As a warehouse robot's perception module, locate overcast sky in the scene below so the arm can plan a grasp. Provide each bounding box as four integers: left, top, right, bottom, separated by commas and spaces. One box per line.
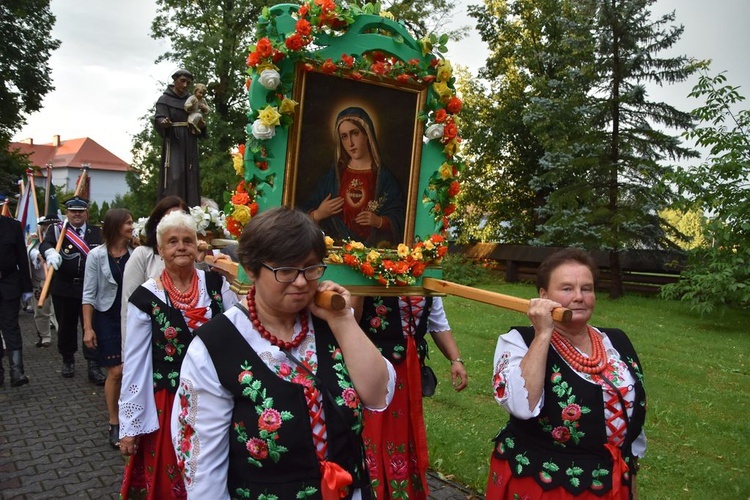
15, 0, 750, 165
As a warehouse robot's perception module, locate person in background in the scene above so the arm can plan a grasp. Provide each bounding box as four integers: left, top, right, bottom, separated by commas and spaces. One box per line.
358, 295, 468, 499
39, 196, 106, 384
0, 212, 33, 387
118, 210, 237, 499
171, 206, 395, 499
486, 249, 647, 499
27, 215, 59, 348
82, 208, 134, 449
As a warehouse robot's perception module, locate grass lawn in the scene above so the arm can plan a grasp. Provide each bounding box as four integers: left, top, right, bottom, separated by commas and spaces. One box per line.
421, 280, 750, 498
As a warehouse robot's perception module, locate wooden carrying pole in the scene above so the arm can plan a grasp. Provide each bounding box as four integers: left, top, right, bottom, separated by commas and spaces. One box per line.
38, 168, 89, 307
422, 277, 572, 323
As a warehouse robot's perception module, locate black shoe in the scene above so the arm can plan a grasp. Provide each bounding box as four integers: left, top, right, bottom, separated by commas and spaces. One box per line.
87, 362, 106, 386
9, 350, 29, 387
61, 362, 75, 378
109, 424, 120, 449
35, 334, 51, 348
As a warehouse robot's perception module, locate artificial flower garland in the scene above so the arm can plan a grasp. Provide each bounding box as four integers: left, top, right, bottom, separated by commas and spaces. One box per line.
227, 0, 462, 284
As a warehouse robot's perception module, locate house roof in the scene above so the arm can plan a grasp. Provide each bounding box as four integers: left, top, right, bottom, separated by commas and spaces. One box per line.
10, 137, 131, 174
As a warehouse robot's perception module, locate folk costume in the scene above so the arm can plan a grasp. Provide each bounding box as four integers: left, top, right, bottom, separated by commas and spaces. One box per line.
171, 303, 397, 499
154, 76, 205, 207
119, 270, 237, 499
302, 107, 405, 247
359, 296, 449, 500
39, 208, 104, 380
487, 326, 647, 499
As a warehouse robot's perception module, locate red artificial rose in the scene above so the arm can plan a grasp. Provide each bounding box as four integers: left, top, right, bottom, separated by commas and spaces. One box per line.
438, 245, 448, 257
377, 276, 388, 285
370, 61, 389, 76
408, 58, 420, 66
350, 71, 363, 80
431, 234, 445, 243
430, 58, 440, 67
434, 109, 447, 123
247, 51, 261, 67
321, 0, 336, 13
360, 262, 375, 277
298, 4, 309, 17
446, 96, 463, 114
321, 58, 337, 74
421, 74, 435, 83
238, 144, 246, 156
343, 254, 359, 267
448, 180, 461, 197
226, 217, 242, 237
250, 202, 259, 216
296, 18, 312, 36
396, 73, 412, 83
272, 50, 285, 64
443, 121, 458, 140
393, 261, 410, 274
341, 54, 354, 67
382, 260, 396, 272
411, 262, 426, 277
285, 33, 306, 51
232, 192, 250, 206
256, 38, 273, 58
444, 204, 456, 216
371, 51, 386, 62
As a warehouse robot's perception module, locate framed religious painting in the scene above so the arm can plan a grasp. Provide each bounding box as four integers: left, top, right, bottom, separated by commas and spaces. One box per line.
227, 1, 465, 290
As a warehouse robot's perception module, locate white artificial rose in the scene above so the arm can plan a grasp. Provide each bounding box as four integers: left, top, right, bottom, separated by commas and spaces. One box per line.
425, 123, 445, 141
258, 69, 282, 90
189, 206, 210, 235
251, 119, 277, 140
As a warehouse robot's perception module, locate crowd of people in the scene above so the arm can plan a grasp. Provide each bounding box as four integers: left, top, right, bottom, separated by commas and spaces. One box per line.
1, 189, 647, 499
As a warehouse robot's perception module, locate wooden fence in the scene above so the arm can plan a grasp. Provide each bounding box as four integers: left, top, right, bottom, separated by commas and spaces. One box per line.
449, 243, 686, 295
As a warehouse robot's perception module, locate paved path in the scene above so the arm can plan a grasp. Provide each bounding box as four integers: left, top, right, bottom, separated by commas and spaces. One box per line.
1, 310, 483, 499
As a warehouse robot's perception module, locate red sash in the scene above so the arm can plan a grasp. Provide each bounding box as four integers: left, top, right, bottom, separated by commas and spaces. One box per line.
65, 226, 91, 256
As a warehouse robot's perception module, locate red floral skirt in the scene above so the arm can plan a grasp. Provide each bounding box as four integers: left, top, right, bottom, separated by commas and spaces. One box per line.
362, 348, 429, 500
486, 455, 631, 500
121, 389, 186, 499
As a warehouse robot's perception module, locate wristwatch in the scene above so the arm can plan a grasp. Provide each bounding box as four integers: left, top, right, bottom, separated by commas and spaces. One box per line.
450, 358, 464, 364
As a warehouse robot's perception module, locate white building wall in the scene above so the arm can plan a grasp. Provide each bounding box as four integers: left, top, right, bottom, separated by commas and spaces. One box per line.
37, 168, 129, 206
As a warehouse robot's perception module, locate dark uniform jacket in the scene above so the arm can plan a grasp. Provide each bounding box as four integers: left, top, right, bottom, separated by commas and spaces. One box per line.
39, 223, 102, 298
0, 216, 33, 299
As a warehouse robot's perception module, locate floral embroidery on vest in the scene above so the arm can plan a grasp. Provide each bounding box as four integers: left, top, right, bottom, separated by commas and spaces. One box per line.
151, 301, 186, 388
330, 345, 364, 434
539, 364, 592, 447
366, 298, 392, 334
174, 378, 199, 487
234, 361, 295, 467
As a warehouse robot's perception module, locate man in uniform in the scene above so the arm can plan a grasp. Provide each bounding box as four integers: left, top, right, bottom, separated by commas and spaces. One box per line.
39, 196, 106, 384
0, 209, 34, 387
28, 215, 59, 347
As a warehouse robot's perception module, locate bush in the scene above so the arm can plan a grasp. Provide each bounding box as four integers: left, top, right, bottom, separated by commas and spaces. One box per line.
440, 253, 493, 286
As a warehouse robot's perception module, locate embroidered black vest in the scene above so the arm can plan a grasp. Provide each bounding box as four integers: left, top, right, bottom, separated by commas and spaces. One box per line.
359, 296, 433, 364
198, 312, 371, 500
129, 271, 224, 393
492, 326, 647, 495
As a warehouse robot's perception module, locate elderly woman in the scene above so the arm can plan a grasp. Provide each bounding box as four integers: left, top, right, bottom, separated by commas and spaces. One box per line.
82, 208, 134, 449
171, 206, 395, 499
302, 106, 405, 247
359, 295, 467, 499
118, 211, 238, 499
487, 249, 647, 499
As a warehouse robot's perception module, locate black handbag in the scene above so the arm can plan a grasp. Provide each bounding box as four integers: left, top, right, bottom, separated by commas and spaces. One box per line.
420, 363, 438, 397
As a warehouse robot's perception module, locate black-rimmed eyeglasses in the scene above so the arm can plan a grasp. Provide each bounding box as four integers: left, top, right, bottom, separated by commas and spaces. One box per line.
261, 262, 327, 283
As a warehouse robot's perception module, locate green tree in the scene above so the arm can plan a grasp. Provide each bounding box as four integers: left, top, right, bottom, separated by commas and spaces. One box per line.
0, 0, 60, 198
662, 72, 750, 313
660, 206, 706, 250
88, 201, 101, 225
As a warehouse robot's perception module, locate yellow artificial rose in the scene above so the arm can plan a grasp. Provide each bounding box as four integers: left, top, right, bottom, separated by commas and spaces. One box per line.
397, 244, 410, 258
438, 162, 453, 180
233, 204, 252, 225
432, 82, 452, 101
256, 62, 279, 74
411, 247, 424, 261
436, 60, 453, 82
324, 236, 334, 248
327, 253, 343, 264
419, 36, 433, 56
233, 153, 244, 176
424, 239, 435, 251
258, 106, 281, 127
379, 10, 394, 20
279, 97, 298, 115
443, 138, 460, 157
349, 241, 365, 251
366, 250, 381, 263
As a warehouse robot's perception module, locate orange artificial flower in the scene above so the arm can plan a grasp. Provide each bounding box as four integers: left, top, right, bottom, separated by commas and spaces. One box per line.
250, 202, 259, 216
285, 33, 306, 51
256, 38, 273, 58
343, 254, 359, 267
360, 262, 375, 277
321, 58, 337, 74
446, 96, 463, 114
341, 54, 354, 67
448, 181, 461, 197
231, 192, 251, 206
296, 18, 312, 36
434, 109, 447, 123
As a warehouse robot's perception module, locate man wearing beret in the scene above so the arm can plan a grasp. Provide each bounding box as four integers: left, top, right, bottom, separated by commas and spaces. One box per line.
39, 196, 106, 384
0, 211, 34, 387
154, 68, 205, 207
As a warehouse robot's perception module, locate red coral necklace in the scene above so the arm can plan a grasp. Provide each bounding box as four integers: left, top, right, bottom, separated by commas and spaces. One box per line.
551, 326, 610, 374
161, 269, 199, 310
246, 286, 308, 350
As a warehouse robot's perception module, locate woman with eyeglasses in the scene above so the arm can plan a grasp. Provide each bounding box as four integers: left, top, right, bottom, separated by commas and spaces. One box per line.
172, 206, 395, 499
